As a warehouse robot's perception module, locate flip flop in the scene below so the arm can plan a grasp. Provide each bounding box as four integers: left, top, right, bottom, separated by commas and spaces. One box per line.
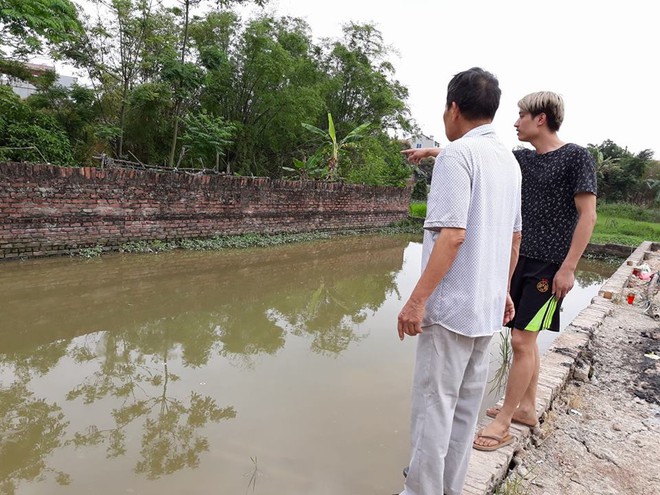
473, 429, 514, 451
486, 406, 538, 427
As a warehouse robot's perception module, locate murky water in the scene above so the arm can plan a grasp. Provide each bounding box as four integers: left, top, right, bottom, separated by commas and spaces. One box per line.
0, 237, 617, 494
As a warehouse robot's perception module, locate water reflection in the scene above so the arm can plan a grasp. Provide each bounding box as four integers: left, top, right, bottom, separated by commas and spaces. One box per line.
0, 378, 69, 494
0, 237, 618, 494
65, 330, 237, 479
574, 257, 615, 288
0, 235, 415, 494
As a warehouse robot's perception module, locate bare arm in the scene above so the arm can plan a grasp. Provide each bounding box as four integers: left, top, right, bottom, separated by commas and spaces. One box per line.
552, 193, 597, 299
509, 231, 522, 290
401, 147, 443, 164
397, 227, 465, 340
503, 231, 522, 325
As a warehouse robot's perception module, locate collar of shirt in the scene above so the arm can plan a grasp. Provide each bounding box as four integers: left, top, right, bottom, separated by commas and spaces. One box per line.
463, 123, 495, 138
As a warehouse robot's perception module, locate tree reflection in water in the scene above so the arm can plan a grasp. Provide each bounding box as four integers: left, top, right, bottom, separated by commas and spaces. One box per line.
0, 380, 70, 495
1, 340, 72, 495
268, 270, 399, 355
66, 330, 236, 479
0, 235, 413, 492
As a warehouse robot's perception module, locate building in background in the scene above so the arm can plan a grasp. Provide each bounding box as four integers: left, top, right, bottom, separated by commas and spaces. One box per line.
0, 62, 77, 98
407, 133, 440, 149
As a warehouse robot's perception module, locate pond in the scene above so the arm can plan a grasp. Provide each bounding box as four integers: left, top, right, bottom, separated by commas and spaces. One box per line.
0, 236, 618, 495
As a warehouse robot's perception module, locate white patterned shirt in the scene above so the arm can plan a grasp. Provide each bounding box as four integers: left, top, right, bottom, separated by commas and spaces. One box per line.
422, 124, 522, 337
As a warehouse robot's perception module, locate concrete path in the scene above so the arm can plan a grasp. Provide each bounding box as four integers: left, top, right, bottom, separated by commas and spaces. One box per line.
462, 241, 660, 495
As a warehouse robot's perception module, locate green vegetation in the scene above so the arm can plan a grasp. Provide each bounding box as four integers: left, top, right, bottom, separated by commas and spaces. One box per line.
588, 140, 658, 204
0, 0, 83, 59
410, 201, 427, 218
409, 201, 659, 247
489, 329, 512, 395
73, 223, 421, 258
0, 1, 415, 186
76, 246, 106, 258
591, 204, 660, 246
596, 202, 660, 223
299, 112, 370, 181
494, 473, 533, 495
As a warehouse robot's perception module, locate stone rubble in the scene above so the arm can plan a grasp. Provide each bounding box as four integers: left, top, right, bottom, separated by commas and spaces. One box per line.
462, 241, 660, 495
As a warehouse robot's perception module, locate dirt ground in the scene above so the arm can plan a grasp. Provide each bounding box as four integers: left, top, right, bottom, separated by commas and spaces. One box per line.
501, 252, 660, 495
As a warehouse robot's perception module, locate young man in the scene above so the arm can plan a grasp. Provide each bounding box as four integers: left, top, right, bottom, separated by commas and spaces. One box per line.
472, 91, 597, 450
397, 68, 522, 495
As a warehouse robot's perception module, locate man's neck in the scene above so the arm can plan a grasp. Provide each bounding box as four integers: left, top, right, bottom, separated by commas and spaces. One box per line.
457, 118, 492, 138
531, 133, 565, 154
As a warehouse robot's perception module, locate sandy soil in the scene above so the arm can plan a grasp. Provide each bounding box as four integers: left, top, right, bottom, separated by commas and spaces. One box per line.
501, 252, 660, 495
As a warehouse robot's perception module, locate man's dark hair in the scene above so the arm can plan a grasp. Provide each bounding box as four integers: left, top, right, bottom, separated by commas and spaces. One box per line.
446, 67, 501, 121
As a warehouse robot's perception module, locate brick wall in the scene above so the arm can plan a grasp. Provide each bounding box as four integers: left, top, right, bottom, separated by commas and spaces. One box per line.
0, 163, 412, 259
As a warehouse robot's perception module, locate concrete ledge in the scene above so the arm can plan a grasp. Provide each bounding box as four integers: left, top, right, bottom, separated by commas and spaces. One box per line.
462, 241, 654, 494
598, 240, 654, 302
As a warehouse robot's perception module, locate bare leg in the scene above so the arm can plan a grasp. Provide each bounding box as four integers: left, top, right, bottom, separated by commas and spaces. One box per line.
473, 329, 539, 448
516, 339, 540, 419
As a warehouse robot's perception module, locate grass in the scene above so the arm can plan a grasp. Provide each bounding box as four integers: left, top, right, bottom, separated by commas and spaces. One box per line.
489, 329, 512, 395
494, 474, 532, 495
591, 211, 660, 246
410, 200, 427, 218
410, 201, 660, 247
597, 202, 660, 223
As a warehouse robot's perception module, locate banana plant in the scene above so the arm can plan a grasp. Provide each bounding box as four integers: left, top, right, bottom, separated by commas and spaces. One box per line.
646, 179, 660, 202
302, 112, 371, 180
282, 154, 325, 180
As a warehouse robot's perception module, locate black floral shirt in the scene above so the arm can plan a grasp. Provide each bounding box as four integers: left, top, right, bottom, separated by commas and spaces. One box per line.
514, 143, 597, 264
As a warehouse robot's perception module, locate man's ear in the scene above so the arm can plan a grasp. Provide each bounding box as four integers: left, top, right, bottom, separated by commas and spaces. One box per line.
448, 101, 460, 120
536, 112, 547, 127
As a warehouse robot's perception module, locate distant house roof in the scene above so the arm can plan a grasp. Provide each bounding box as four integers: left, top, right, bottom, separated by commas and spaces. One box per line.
407, 133, 441, 148
1, 61, 77, 99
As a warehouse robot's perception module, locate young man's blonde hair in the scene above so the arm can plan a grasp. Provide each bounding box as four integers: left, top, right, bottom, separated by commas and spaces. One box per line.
518, 91, 564, 132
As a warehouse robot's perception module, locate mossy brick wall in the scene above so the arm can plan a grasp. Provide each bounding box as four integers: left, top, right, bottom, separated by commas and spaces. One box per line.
0, 163, 412, 259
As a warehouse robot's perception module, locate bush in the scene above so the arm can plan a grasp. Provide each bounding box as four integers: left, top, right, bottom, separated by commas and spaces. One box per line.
411, 178, 428, 200
342, 134, 413, 187
0, 86, 74, 165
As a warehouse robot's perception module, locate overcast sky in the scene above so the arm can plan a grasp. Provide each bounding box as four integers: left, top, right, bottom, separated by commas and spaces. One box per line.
245, 0, 658, 156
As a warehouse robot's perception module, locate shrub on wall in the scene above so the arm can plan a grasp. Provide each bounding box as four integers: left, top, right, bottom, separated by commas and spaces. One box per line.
0, 86, 74, 165
343, 135, 412, 187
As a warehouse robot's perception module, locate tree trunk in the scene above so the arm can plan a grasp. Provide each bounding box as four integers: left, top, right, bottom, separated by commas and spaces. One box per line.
118, 80, 129, 158
168, 100, 182, 167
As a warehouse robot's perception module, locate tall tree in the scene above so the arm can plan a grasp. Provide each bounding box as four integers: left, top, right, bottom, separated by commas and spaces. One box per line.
0, 0, 83, 60
65, 0, 158, 158
191, 13, 324, 176
589, 140, 655, 203
167, 0, 269, 167
319, 23, 412, 136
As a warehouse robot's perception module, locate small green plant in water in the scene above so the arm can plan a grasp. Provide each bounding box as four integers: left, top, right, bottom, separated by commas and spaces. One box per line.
75, 224, 422, 260
76, 246, 104, 258
120, 240, 176, 253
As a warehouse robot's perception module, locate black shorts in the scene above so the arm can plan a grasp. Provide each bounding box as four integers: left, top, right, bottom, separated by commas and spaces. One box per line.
506, 256, 563, 332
